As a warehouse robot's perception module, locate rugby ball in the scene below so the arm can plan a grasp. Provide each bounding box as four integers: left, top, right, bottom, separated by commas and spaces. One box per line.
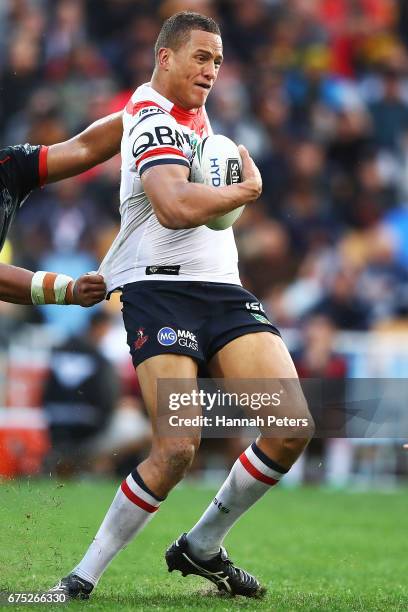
190, 134, 244, 231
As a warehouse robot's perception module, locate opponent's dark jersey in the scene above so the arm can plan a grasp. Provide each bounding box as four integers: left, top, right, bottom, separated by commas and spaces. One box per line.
0, 143, 47, 250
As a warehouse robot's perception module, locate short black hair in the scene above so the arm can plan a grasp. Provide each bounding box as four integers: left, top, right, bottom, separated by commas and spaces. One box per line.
154, 11, 221, 59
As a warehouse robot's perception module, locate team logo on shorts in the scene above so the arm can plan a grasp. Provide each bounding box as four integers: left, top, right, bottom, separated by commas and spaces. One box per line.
157, 327, 177, 346
134, 328, 149, 350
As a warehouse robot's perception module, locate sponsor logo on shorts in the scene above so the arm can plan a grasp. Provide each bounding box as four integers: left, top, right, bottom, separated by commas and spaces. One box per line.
157, 327, 178, 346
157, 327, 198, 351
177, 329, 198, 351
251, 313, 272, 326
245, 301, 265, 313
134, 328, 149, 350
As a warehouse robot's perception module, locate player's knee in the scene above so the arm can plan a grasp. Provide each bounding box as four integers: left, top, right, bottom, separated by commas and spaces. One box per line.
168, 443, 197, 476
289, 392, 315, 441
302, 401, 315, 441
273, 393, 314, 441
280, 436, 310, 458
154, 437, 200, 479
273, 398, 314, 458
282, 397, 315, 456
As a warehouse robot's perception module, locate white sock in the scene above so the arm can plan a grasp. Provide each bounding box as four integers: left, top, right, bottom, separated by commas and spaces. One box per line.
187, 442, 287, 560
73, 470, 164, 585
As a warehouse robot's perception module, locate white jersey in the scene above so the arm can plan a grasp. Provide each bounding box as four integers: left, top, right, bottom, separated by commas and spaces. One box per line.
99, 83, 241, 292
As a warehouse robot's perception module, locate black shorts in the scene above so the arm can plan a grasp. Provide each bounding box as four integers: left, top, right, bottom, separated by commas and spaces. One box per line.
121, 281, 281, 368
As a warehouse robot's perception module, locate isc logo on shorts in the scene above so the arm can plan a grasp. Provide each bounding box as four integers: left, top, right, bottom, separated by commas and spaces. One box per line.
245, 301, 265, 312
157, 327, 177, 346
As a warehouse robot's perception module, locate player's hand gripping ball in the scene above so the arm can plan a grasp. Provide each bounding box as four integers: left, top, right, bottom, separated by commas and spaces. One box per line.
190, 134, 244, 231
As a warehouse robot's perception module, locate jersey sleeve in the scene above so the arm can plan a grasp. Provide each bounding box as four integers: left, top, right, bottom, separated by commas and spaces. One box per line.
126, 104, 190, 177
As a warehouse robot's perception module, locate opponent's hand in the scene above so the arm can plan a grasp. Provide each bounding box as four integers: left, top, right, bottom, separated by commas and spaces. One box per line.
238, 144, 262, 202
404, 444, 408, 450
71, 273, 106, 307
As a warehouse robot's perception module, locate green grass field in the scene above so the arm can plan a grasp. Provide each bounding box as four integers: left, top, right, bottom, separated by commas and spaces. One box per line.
0, 480, 407, 611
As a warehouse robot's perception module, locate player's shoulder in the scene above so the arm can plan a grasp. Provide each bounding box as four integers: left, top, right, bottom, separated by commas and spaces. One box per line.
122, 84, 192, 177
124, 83, 177, 129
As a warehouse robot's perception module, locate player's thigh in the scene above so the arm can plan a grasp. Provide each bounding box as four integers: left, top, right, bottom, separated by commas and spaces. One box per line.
208, 331, 297, 378
208, 332, 312, 428
136, 353, 199, 437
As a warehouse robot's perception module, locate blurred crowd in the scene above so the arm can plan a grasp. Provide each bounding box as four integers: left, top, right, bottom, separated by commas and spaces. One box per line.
1, 0, 408, 482
1, 0, 408, 335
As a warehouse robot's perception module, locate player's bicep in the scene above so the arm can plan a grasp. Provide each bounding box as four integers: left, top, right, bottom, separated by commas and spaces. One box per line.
47, 112, 123, 182
79, 111, 123, 161
142, 164, 190, 228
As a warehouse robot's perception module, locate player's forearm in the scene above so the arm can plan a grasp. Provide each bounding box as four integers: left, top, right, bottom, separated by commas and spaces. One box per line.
157, 180, 257, 229
46, 112, 123, 183
0, 263, 33, 304
0, 265, 76, 305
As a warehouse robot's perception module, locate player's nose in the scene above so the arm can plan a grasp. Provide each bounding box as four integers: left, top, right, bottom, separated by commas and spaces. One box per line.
202, 62, 216, 81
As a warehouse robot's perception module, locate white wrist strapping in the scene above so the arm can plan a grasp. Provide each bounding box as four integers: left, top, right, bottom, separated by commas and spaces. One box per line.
31, 271, 74, 305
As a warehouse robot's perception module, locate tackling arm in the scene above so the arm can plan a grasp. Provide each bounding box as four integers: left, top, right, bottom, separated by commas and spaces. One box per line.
142, 145, 262, 229
0, 263, 106, 306
45, 112, 123, 183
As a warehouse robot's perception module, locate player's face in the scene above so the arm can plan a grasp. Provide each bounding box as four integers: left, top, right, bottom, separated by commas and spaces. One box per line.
167, 30, 223, 109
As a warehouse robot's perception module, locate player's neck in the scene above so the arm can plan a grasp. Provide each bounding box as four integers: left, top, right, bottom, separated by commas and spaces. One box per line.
150, 73, 198, 113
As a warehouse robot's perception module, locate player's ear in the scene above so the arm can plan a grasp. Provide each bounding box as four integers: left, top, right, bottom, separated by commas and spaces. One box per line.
157, 47, 171, 71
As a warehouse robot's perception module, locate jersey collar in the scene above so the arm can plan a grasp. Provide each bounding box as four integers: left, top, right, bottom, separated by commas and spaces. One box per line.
143, 83, 201, 129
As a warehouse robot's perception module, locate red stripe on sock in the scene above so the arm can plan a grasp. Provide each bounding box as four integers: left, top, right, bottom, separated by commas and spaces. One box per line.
0, 156, 10, 165
121, 480, 159, 513
38, 145, 49, 187
239, 453, 278, 486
